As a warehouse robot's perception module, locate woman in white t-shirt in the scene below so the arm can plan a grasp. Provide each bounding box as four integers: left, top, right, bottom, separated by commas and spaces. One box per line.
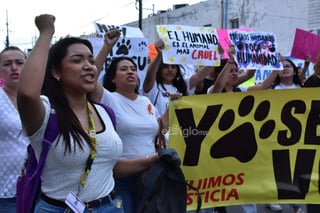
143, 39, 212, 117
90, 32, 171, 213
268, 58, 304, 213
17, 15, 157, 213
272, 58, 302, 90
207, 50, 279, 213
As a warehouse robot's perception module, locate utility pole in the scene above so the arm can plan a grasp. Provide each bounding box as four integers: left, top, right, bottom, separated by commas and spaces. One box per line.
138, 0, 142, 30
220, 0, 224, 29
5, 10, 9, 48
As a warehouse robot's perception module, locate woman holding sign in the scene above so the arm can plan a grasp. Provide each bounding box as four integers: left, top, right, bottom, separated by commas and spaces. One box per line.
268, 56, 305, 213
143, 39, 214, 117
207, 46, 280, 213
89, 31, 176, 213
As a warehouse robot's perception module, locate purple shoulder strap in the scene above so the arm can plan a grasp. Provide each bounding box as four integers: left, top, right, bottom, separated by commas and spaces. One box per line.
17, 109, 60, 213
95, 103, 117, 130
44, 109, 60, 142
35, 109, 60, 171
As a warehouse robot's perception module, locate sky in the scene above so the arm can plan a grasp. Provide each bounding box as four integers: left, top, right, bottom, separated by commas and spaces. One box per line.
0, 0, 203, 51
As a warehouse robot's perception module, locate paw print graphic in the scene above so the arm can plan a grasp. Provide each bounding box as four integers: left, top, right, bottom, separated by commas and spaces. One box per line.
138, 41, 147, 51
116, 38, 131, 55
210, 95, 275, 163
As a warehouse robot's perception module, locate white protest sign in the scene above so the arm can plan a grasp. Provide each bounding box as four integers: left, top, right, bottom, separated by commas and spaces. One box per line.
156, 25, 220, 66
94, 22, 144, 38
228, 30, 282, 70
90, 23, 148, 88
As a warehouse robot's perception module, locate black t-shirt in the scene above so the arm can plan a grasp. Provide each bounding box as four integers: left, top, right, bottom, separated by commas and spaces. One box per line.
195, 78, 215, 94
222, 87, 241, 93
304, 75, 320, 87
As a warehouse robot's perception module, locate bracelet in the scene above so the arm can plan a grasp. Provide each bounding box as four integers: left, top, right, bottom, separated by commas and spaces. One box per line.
227, 60, 234, 64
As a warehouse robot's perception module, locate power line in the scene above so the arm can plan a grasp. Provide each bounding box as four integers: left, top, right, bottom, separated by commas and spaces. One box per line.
74, 1, 136, 32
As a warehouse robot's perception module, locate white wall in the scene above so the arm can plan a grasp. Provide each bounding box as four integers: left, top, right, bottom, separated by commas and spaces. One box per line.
127, 0, 310, 56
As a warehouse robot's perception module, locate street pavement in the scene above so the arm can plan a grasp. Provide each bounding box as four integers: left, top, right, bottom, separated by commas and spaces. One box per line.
189, 204, 308, 213
226, 204, 307, 213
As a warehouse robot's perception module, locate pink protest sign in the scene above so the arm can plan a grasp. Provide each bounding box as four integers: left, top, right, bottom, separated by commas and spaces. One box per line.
290, 28, 320, 63
217, 28, 254, 59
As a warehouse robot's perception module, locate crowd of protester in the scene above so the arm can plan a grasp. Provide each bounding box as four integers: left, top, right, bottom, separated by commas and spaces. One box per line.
1, 13, 319, 213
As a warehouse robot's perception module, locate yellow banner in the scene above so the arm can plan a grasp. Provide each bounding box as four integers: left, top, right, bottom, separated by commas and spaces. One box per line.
168, 88, 320, 210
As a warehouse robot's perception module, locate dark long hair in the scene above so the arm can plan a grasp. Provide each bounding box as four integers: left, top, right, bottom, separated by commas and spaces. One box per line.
156, 63, 187, 95
103, 57, 140, 94
273, 58, 302, 87
305, 55, 320, 81
41, 37, 94, 153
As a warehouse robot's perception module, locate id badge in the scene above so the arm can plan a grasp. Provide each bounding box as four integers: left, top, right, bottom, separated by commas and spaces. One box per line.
65, 192, 85, 213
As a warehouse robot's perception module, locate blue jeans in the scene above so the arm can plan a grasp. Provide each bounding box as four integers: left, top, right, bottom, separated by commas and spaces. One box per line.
34, 196, 124, 213
0, 197, 16, 213
115, 172, 143, 213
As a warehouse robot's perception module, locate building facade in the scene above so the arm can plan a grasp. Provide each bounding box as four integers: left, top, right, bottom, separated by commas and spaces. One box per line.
127, 0, 319, 56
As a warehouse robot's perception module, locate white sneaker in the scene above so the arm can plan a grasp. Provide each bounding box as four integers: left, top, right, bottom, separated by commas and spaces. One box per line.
268, 204, 282, 211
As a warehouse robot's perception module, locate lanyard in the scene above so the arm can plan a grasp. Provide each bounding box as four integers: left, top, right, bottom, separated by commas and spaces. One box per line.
77, 101, 97, 195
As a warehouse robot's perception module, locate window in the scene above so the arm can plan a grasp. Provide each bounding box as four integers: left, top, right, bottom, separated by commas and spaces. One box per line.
230, 18, 239, 29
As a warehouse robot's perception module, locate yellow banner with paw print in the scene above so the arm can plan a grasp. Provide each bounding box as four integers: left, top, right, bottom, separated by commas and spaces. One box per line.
168, 87, 320, 211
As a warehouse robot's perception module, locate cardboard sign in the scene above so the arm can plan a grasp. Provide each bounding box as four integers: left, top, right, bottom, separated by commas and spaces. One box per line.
291, 28, 320, 63
156, 25, 220, 66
